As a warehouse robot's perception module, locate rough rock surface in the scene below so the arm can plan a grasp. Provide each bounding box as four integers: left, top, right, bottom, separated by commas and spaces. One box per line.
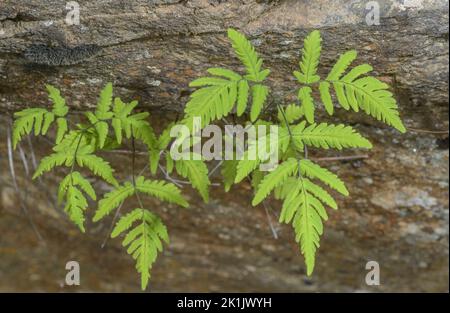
0, 0, 448, 292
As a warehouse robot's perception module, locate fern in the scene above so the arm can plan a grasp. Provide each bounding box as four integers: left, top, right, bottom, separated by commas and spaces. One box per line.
135, 177, 189, 208
298, 86, 315, 124
174, 157, 210, 202
293, 31, 405, 132
182, 29, 270, 129
251, 158, 343, 274
58, 172, 96, 232
12, 28, 408, 287
227, 28, 270, 82
221, 160, 238, 192
252, 158, 298, 205
12, 84, 69, 148
94, 176, 188, 222
93, 181, 135, 222
299, 159, 348, 196
290, 121, 372, 150
111, 208, 169, 290
250, 84, 269, 122
277, 103, 304, 124
294, 30, 322, 84
321, 53, 406, 132
94, 176, 187, 289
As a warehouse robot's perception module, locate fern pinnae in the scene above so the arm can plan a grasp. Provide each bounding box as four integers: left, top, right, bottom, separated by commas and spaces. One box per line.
298, 86, 315, 123
251, 84, 269, 122
299, 159, 348, 196
291, 122, 372, 150
252, 158, 298, 206
227, 28, 270, 82
326, 50, 358, 81
111, 208, 169, 290
93, 181, 135, 222
135, 177, 189, 208
294, 30, 322, 84
174, 158, 210, 203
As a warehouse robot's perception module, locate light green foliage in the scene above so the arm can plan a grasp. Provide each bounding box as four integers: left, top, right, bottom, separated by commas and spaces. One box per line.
182, 28, 271, 129
32, 130, 117, 186
12, 84, 69, 148
94, 176, 187, 289
277, 103, 304, 124
94, 176, 188, 222
293, 31, 405, 131
250, 158, 344, 275
175, 157, 210, 202
218, 29, 404, 275
289, 121, 372, 150
111, 208, 169, 290
58, 172, 96, 232
227, 28, 270, 82
294, 30, 322, 84
13, 28, 406, 287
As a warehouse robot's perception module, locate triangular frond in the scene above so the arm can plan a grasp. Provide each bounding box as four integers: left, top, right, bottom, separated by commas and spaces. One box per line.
111, 208, 169, 290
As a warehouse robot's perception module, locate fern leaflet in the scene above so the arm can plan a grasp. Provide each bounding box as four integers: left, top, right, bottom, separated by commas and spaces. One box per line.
175, 158, 210, 202
290, 121, 372, 150
227, 28, 270, 82
294, 30, 322, 84
111, 208, 169, 290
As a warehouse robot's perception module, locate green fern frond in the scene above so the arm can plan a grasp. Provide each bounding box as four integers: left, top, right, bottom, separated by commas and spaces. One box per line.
221, 160, 238, 192
76, 154, 118, 187
57, 172, 96, 232
95, 82, 114, 120
234, 126, 291, 183
304, 179, 338, 210
13, 85, 70, 148
183, 79, 238, 128
85, 112, 109, 148
148, 124, 174, 175
322, 51, 405, 132
234, 137, 267, 184
318, 81, 334, 115
55, 117, 68, 144
135, 176, 189, 208
294, 30, 322, 84
111, 208, 169, 290
252, 158, 298, 205
298, 86, 315, 123
277, 103, 304, 124
111, 98, 151, 145
290, 121, 372, 150
292, 177, 327, 275
46, 85, 69, 117
326, 50, 358, 81
227, 28, 270, 82
299, 159, 348, 195
63, 185, 89, 232
174, 158, 210, 202
93, 181, 135, 222
13, 108, 51, 149
237, 80, 249, 116
32, 152, 73, 179
58, 171, 96, 204
250, 84, 269, 122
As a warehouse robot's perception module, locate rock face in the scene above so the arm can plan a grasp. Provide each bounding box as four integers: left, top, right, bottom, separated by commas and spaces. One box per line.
0, 0, 448, 292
